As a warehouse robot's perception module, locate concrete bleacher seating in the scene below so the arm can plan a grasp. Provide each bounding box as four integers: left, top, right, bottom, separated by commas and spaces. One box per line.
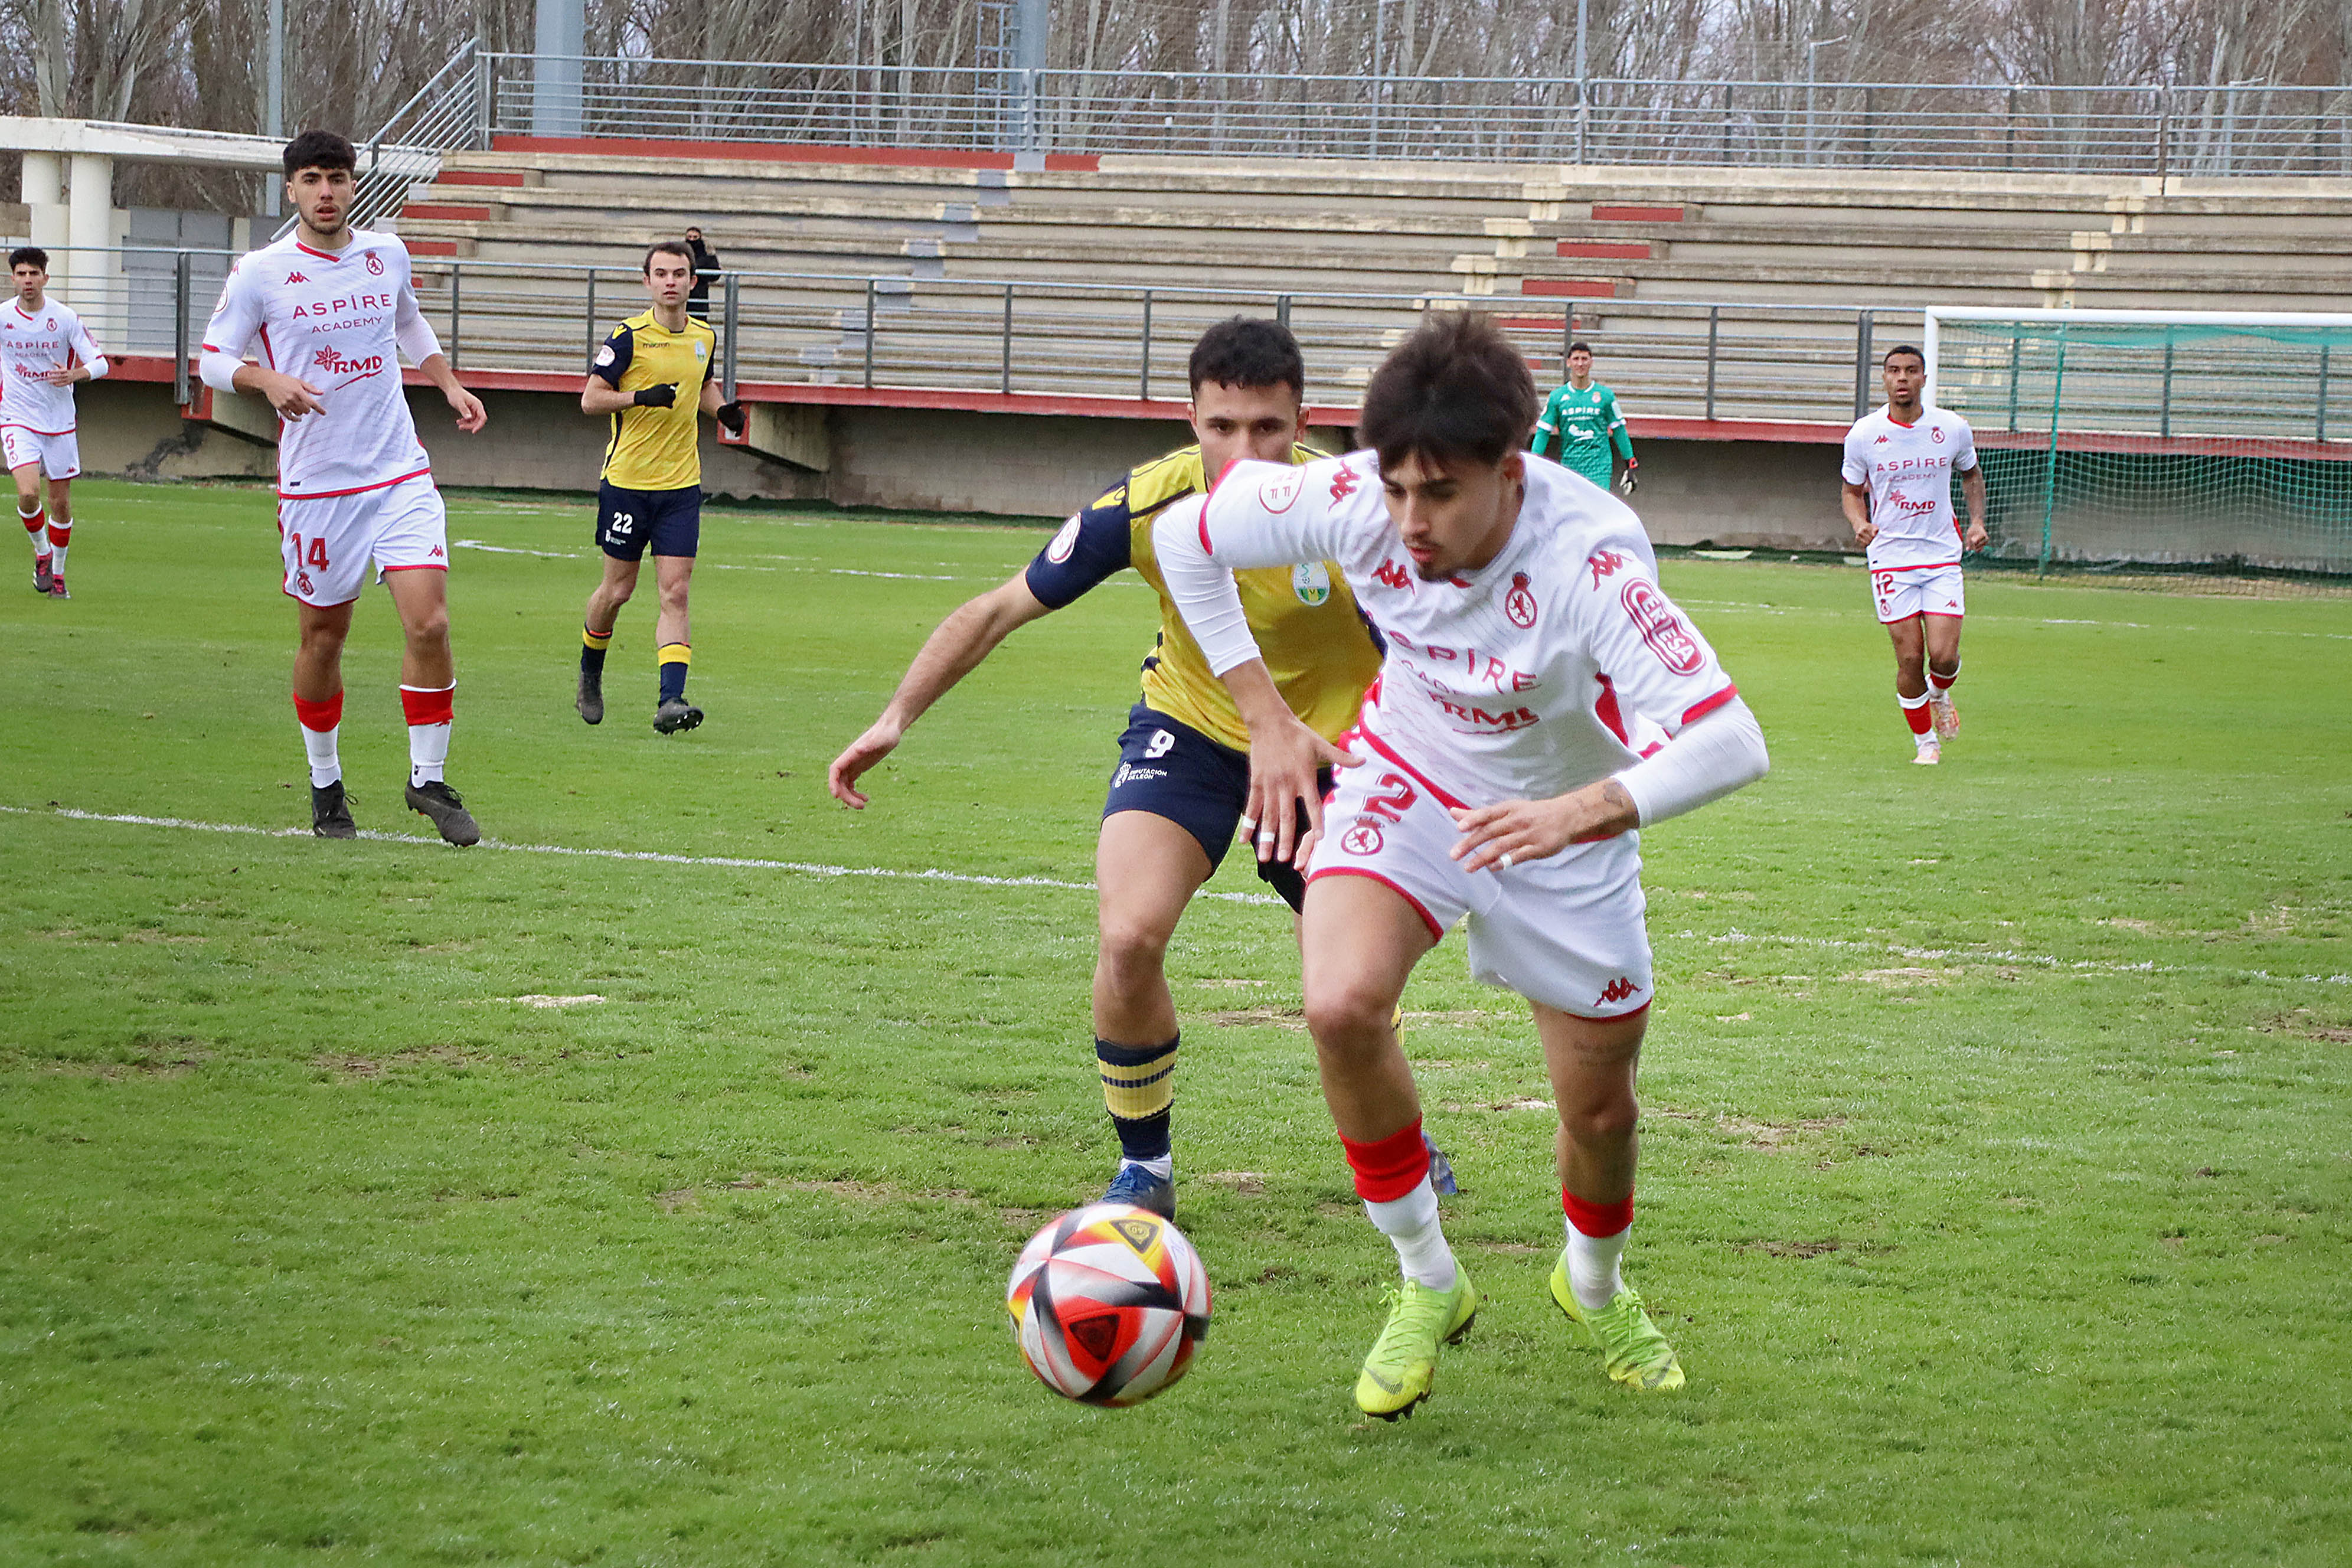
385, 149, 2352, 426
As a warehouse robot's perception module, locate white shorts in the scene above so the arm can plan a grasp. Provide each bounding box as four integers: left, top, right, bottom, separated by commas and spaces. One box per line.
1870, 561, 1965, 624
1306, 751, 1654, 1020
276, 473, 448, 607
1, 426, 79, 481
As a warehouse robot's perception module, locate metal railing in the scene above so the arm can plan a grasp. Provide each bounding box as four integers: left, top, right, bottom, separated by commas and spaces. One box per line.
102, 243, 1912, 427
417, 50, 2352, 178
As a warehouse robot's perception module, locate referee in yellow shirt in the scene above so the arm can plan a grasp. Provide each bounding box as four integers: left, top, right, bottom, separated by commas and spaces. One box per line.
576, 240, 743, 733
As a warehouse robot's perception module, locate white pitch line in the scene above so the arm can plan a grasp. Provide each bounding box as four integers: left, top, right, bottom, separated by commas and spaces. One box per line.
0, 803, 1283, 906
9, 805, 2344, 985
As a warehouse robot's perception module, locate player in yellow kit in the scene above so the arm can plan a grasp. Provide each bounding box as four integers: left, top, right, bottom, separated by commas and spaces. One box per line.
829, 319, 1399, 1219
575, 240, 744, 734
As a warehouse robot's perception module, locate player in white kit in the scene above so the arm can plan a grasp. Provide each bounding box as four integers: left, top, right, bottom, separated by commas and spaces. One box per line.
1840, 345, 1988, 764
200, 130, 489, 844
4, 246, 109, 599
1153, 313, 1770, 1418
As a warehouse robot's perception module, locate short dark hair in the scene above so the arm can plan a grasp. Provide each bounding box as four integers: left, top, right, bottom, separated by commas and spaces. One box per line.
1188, 316, 1306, 399
1883, 343, 1926, 368
1360, 311, 1539, 472
1567, 340, 1594, 357
282, 130, 357, 179
644, 239, 694, 273
9, 247, 47, 272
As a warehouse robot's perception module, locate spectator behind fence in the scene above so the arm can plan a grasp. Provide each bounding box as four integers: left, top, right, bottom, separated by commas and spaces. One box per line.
685, 227, 720, 321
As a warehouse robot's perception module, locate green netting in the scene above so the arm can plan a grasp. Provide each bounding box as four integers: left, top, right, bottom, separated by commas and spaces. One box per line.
1930, 316, 2352, 577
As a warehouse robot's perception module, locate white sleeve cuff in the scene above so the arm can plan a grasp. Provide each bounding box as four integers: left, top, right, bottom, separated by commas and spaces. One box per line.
198, 349, 246, 394
1615, 696, 1769, 827
1151, 495, 1260, 676
82, 355, 108, 381
396, 316, 444, 367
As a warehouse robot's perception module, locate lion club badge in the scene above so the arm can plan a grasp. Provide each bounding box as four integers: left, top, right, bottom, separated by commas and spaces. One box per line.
1504, 571, 1537, 629
296, 571, 314, 596
365, 251, 385, 276
1340, 821, 1384, 857
1292, 561, 1331, 606
1930, 425, 1945, 443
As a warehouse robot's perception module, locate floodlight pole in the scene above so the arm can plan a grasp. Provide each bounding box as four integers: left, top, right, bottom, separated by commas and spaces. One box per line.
1804, 36, 1847, 166
263, 0, 284, 214
1574, 0, 1589, 165
533, 0, 586, 138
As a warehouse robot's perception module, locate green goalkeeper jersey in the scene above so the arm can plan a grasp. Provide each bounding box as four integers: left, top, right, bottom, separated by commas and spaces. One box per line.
1532, 380, 1634, 488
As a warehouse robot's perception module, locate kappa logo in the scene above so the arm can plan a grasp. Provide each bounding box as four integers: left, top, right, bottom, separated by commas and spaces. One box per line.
429, 545, 445, 558
1504, 571, 1537, 629
1586, 547, 1627, 588
1373, 558, 1412, 591
365, 252, 385, 276
1874, 434, 1890, 444
286, 272, 308, 285
1596, 976, 1640, 1006
1340, 821, 1385, 856
1328, 462, 1361, 502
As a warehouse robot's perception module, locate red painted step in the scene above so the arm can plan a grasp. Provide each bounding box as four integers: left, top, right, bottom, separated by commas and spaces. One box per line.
1556, 239, 1654, 259
433, 170, 528, 188
1590, 204, 1684, 222
405, 240, 462, 256
400, 204, 492, 223
1521, 277, 1631, 299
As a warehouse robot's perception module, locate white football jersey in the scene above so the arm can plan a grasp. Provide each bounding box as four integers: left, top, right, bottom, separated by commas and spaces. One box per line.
0, 296, 106, 435
1840, 405, 1978, 570
1155, 452, 1739, 811
200, 228, 443, 500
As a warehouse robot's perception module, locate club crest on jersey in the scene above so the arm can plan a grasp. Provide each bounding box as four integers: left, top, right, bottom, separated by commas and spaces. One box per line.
1258, 469, 1303, 513
1504, 571, 1538, 628
1328, 462, 1361, 502
365, 252, 384, 276
1340, 821, 1384, 856
1620, 578, 1704, 674
1930, 426, 1945, 443
1046, 515, 1081, 563
1291, 561, 1331, 606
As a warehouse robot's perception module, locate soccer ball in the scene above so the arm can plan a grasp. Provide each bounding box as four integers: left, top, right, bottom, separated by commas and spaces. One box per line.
1006, 1203, 1211, 1406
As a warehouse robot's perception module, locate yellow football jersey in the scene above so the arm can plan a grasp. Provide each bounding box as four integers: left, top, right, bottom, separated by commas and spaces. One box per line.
1024, 443, 1381, 750
592, 309, 716, 492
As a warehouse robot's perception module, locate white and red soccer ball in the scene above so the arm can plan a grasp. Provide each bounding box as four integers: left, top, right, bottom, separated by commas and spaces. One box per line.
1006, 1203, 1211, 1406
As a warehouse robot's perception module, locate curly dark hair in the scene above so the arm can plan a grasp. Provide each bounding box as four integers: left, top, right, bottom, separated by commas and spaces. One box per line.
1360, 311, 1539, 471
1187, 316, 1306, 399
281, 129, 357, 179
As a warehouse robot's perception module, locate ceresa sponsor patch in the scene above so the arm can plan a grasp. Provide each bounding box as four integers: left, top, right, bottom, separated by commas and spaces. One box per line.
1046, 515, 1082, 563
1291, 561, 1331, 606
1258, 469, 1304, 514
1620, 577, 1704, 674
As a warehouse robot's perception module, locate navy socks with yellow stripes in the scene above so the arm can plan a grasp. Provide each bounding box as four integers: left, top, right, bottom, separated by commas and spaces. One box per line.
1097, 1035, 1178, 1174
658, 643, 691, 703
581, 622, 613, 677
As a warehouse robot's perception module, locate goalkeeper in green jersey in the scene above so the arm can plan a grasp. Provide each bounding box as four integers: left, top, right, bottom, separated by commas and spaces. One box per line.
1530, 341, 1637, 494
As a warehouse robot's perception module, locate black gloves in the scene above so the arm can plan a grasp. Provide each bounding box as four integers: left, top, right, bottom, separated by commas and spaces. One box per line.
632, 383, 679, 409
716, 401, 746, 436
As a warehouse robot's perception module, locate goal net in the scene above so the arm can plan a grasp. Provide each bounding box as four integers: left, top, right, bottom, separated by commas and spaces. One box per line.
1924, 309, 2352, 581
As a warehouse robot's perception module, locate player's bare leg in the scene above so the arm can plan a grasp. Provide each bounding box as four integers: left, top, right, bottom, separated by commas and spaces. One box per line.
1537, 1003, 1683, 1390
578, 556, 638, 725
1089, 809, 1215, 1218
651, 553, 700, 733
1886, 614, 1939, 763
294, 599, 357, 837
14, 463, 51, 594
386, 569, 477, 845
1299, 874, 1475, 1418
1922, 612, 1964, 741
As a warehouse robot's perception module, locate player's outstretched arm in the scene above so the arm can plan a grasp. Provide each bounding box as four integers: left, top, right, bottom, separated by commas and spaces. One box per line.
1216, 658, 1360, 866
827, 574, 1054, 808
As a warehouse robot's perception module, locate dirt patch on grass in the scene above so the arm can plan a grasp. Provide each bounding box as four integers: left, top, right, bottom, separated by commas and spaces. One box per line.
315, 1046, 479, 1079
1848, 968, 1961, 986
1400, 1010, 1501, 1025
1197, 1171, 1267, 1195
1657, 1107, 1850, 1151
1206, 1006, 1308, 1030
1737, 1239, 1844, 1258
1471, 1239, 1546, 1254
37, 1042, 210, 1079
2257, 1010, 2352, 1044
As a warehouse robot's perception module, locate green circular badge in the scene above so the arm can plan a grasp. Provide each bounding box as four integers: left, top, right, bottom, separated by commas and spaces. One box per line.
1292, 561, 1332, 607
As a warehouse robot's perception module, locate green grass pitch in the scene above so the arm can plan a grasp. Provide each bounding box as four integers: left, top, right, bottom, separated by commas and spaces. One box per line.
2, 479, 2347, 1566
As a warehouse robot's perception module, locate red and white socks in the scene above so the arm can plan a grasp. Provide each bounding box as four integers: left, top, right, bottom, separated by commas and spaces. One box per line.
45, 518, 67, 580
20, 501, 50, 574
1928, 659, 1961, 700
400, 684, 455, 787
1564, 1190, 1634, 1311
293, 691, 342, 787
1343, 1119, 1458, 1292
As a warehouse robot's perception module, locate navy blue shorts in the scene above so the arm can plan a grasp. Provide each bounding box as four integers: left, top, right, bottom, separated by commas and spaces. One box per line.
595, 481, 702, 561
1103, 703, 1327, 914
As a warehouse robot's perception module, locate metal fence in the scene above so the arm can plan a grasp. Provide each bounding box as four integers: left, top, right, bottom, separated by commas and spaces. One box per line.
83, 244, 1915, 429
419, 50, 2352, 179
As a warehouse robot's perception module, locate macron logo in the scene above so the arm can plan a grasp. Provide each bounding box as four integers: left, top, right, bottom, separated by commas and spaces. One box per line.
286, 272, 308, 285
